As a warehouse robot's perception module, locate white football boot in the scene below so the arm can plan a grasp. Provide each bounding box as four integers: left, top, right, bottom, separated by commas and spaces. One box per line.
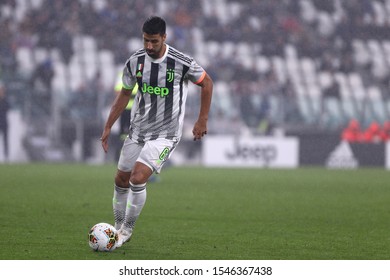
116, 228, 132, 248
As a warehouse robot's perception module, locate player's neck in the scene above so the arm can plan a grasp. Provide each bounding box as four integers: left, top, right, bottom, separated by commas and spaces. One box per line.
157, 44, 167, 59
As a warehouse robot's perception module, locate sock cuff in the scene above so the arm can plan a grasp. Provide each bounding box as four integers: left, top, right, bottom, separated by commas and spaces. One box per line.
115, 184, 130, 193
129, 182, 146, 192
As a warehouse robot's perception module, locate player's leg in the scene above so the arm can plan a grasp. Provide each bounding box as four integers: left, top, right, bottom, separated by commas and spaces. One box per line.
117, 139, 177, 247
113, 138, 142, 231
116, 162, 152, 247
112, 170, 131, 230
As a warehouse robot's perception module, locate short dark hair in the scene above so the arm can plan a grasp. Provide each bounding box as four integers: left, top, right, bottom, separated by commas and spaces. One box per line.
142, 16, 166, 35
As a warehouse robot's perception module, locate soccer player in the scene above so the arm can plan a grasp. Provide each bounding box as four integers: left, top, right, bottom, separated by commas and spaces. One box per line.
100, 16, 213, 247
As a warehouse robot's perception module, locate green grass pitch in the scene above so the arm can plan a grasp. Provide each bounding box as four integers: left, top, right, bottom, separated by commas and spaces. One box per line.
0, 164, 389, 260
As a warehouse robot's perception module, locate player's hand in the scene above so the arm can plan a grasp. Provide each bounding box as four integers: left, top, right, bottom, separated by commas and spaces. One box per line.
192, 119, 207, 141
100, 127, 111, 153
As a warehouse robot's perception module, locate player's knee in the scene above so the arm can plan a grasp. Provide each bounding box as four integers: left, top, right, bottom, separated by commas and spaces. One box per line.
129, 170, 149, 185
115, 171, 131, 188
130, 162, 153, 185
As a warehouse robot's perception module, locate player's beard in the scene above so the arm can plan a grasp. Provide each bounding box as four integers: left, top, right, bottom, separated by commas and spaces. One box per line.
146, 49, 157, 58
146, 44, 165, 59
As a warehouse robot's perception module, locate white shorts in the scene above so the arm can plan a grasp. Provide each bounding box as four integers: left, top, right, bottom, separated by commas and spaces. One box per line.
117, 137, 178, 173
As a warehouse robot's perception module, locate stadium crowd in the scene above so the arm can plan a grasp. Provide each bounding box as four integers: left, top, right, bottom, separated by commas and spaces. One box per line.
1, 0, 390, 160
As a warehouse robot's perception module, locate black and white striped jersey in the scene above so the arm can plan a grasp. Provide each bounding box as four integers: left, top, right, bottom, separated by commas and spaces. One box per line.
122, 44, 206, 143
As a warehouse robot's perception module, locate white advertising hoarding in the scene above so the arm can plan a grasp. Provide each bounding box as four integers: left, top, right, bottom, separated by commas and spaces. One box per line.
202, 136, 299, 168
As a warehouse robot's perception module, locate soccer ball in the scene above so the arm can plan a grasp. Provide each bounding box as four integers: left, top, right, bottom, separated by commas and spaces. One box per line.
88, 223, 118, 252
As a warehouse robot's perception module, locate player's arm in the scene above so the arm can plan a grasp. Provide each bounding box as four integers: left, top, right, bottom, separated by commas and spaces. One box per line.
193, 72, 213, 141
101, 87, 133, 152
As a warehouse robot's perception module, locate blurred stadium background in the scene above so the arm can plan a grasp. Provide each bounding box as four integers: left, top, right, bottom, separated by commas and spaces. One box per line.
1, 0, 390, 168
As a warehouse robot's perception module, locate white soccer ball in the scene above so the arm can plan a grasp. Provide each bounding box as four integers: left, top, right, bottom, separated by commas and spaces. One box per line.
88, 223, 118, 252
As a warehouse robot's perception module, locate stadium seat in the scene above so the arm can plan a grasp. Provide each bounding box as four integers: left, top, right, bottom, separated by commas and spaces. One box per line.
236, 42, 251, 56
294, 82, 314, 124
81, 35, 97, 52
348, 72, 365, 101
98, 50, 114, 65
98, 53, 116, 91
367, 39, 389, 79
205, 41, 219, 57
192, 27, 204, 44
16, 47, 35, 74
30, 0, 43, 9
80, 51, 97, 80
221, 41, 235, 59
52, 61, 67, 92
255, 56, 270, 73
128, 38, 143, 52
33, 48, 49, 64
335, 72, 356, 120
284, 44, 298, 59
367, 86, 388, 122
324, 98, 344, 128
317, 11, 335, 36
50, 48, 62, 63
285, 57, 301, 85
381, 40, 390, 66
307, 82, 322, 108
271, 56, 287, 83
318, 71, 333, 88
67, 60, 83, 92
213, 81, 235, 118
228, 1, 243, 19
300, 0, 317, 23
213, 0, 229, 24
372, 1, 386, 25
352, 39, 370, 66
301, 57, 317, 85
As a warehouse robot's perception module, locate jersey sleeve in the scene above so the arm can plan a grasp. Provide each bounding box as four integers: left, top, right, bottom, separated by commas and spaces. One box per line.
122, 61, 137, 90
187, 60, 206, 85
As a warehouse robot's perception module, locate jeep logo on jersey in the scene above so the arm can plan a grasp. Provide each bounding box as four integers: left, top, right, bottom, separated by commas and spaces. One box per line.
141, 82, 170, 97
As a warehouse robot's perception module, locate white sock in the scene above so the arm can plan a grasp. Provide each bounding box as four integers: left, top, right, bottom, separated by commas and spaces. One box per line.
113, 185, 130, 230
122, 182, 147, 232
